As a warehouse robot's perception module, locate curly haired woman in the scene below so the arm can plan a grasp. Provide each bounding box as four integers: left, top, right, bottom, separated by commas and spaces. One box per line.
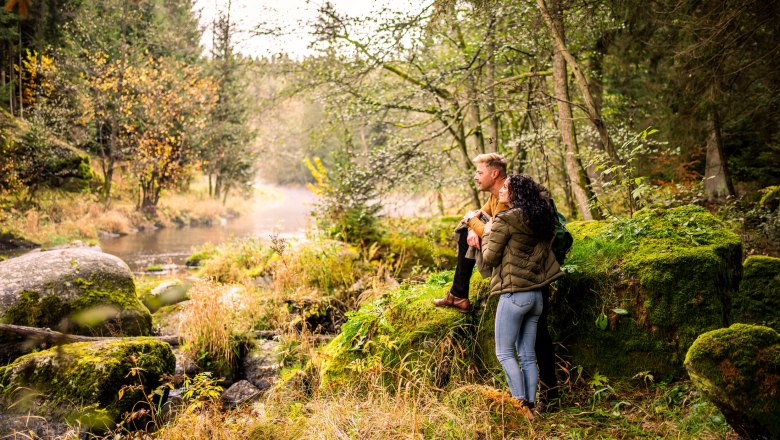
481, 174, 564, 420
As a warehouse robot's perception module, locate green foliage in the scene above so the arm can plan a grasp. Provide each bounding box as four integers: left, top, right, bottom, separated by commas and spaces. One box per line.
196, 238, 275, 284
0, 116, 92, 195
180, 372, 224, 412
305, 155, 383, 244
377, 216, 459, 276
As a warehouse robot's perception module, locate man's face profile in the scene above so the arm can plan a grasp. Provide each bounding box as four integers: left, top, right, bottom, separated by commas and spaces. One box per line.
474, 162, 496, 191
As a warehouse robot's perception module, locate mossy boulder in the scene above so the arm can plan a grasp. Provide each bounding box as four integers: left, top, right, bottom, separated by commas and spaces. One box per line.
377, 216, 460, 274
0, 248, 151, 337
732, 256, 780, 332
140, 280, 190, 313
685, 324, 780, 439
318, 271, 493, 389
553, 205, 743, 378
0, 338, 175, 430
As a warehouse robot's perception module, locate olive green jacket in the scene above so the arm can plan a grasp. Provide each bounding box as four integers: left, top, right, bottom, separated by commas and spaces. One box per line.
481, 207, 564, 296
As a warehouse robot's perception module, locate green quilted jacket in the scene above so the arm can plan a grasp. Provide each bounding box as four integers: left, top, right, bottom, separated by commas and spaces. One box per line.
482, 207, 564, 296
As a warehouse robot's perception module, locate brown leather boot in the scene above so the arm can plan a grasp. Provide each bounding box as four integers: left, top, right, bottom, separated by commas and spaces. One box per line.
432, 292, 471, 313
519, 400, 535, 422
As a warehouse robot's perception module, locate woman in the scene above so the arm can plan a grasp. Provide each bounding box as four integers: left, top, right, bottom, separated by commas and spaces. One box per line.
482, 174, 564, 420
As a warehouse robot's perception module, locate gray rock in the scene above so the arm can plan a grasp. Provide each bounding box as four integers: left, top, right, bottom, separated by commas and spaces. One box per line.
0, 413, 77, 439
221, 380, 261, 406
242, 339, 281, 393
0, 248, 151, 336
142, 280, 190, 313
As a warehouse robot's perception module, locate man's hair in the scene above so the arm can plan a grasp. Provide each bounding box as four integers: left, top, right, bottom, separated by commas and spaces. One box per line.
473, 153, 507, 177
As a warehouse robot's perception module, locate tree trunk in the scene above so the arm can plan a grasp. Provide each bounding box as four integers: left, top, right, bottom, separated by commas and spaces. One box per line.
704, 106, 734, 202
485, 13, 500, 152
536, 0, 616, 162
549, 0, 599, 220
17, 26, 23, 119
0, 323, 181, 347
222, 184, 231, 205
104, 1, 129, 202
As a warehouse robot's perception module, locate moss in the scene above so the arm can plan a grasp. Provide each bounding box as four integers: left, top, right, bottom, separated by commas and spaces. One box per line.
1, 275, 151, 336
685, 324, 780, 439
3, 290, 71, 328
377, 216, 460, 274
759, 185, 780, 211
318, 270, 495, 390
0, 339, 175, 429
553, 206, 743, 378
185, 249, 213, 267
732, 256, 780, 332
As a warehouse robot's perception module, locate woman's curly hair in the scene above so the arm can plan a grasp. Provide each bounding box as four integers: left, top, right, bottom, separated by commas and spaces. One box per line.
506, 174, 555, 239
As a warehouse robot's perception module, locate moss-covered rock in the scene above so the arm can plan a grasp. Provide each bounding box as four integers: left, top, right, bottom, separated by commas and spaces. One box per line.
759, 186, 780, 212
553, 205, 743, 378
0, 338, 175, 430
377, 216, 460, 274
685, 324, 780, 439
0, 248, 151, 337
732, 256, 780, 332
318, 271, 493, 389
140, 280, 190, 313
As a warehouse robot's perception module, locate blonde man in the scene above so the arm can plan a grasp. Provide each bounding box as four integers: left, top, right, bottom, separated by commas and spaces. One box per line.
433, 153, 509, 313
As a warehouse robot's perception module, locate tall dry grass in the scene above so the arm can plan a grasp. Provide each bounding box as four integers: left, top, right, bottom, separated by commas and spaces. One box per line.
179, 279, 264, 369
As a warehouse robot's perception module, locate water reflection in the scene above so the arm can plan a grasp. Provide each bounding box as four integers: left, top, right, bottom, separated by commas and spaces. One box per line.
99, 186, 315, 272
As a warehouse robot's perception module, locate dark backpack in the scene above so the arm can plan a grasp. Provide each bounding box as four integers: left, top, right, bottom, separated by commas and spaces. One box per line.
550, 199, 573, 265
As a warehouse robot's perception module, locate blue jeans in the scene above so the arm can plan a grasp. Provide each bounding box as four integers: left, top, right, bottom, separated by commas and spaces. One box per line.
494, 291, 543, 402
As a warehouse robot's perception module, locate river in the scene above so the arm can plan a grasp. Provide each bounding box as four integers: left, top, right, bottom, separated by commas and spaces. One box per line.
99, 185, 316, 272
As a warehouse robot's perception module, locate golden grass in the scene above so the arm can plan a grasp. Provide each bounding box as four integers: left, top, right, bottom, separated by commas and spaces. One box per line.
178, 279, 267, 368
94, 208, 132, 235
154, 405, 256, 440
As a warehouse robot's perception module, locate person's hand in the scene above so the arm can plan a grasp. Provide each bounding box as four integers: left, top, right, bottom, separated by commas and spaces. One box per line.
467, 228, 481, 249
461, 210, 482, 225
483, 219, 493, 235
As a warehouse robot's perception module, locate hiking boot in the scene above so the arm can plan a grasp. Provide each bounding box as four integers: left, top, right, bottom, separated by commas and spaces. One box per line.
432, 292, 471, 313
519, 400, 535, 422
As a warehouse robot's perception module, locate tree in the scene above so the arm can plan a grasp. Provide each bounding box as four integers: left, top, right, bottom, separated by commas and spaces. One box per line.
200, 0, 257, 203
543, 0, 601, 220
123, 57, 217, 212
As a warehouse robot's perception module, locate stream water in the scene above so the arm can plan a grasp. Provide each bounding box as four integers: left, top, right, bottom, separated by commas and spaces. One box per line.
99, 185, 316, 272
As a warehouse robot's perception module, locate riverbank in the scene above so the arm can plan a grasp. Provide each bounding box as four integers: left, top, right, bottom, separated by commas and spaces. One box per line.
0, 180, 281, 253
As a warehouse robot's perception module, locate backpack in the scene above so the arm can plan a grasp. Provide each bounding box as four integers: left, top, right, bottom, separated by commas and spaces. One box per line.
550, 199, 573, 265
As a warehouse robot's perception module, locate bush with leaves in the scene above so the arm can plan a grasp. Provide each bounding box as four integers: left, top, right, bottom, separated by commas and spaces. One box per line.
305, 154, 382, 244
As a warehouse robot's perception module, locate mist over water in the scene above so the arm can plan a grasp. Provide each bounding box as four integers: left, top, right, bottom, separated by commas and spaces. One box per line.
99, 186, 316, 272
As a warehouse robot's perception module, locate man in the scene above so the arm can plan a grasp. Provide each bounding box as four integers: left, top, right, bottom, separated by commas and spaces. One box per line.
432, 153, 508, 313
